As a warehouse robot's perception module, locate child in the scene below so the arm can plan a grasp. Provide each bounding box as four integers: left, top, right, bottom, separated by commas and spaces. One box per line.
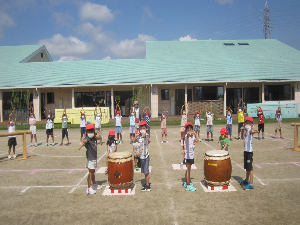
205, 106, 214, 141
133, 130, 140, 170
115, 104, 123, 144
160, 110, 168, 143
194, 111, 201, 141
257, 106, 265, 140
78, 124, 102, 194
239, 116, 259, 190
79, 110, 86, 145
60, 107, 70, 146
105, 129, 118, 174
180, 104, 188, 141
44, 107, 55, 146
275, 106, 284, 139
181, 122, 198, 191
134, 101, 140, 131
28, 106, 38, 147
226, 109, 233, 140
142, 106, 151, 138
238, 101, 246, 140
218, 128, 229, 151
7, 111, 17, 159
129, 108, 136, 144
94, 108, 103, 144
134, 121, 151, 191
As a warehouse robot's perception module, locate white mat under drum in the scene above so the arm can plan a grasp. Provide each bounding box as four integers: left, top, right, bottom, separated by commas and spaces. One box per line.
200, 180, 237, 193
172, 164, 197, 170
102, 184, 136, 196
96, 167, 152, 174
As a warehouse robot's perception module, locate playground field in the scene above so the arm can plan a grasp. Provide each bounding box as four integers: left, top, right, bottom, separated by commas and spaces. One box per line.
0, 123, 299, 225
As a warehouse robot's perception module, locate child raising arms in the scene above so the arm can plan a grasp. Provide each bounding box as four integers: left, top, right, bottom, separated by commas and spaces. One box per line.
44, 107, 55, 146
94, 107, 103, 144
105, 129, 118, 174
160, 109, 168, 143
28, 105, 38, 147
7, 110, 17, 159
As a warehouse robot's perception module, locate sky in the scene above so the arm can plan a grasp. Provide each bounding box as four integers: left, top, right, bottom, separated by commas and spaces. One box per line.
0, 0, 300, 61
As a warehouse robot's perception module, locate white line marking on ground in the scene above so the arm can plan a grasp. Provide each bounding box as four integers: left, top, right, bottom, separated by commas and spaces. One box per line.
68, 151, 107, 194
20, 186, 31, 194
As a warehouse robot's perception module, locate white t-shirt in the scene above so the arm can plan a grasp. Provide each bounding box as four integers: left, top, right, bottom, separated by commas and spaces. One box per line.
181, 115, 187, 126
206, 113, 214, 125
8, 125, 16, 138
195, 116, 200, 126
181, 134, 196, 159
135, 107, 139, 122
244, 129, 253, 152
115, 115, 122, 126
46, 119, 54, 129
95, 116, 102, 128
80, 117, 86, 128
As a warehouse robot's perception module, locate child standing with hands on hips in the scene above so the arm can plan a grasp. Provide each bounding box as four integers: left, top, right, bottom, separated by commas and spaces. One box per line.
78, 124, 102, 195
181, 122, 198, 191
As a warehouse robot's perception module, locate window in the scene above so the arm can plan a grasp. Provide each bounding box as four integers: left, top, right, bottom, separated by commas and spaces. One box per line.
47, 92, 54, 104
193, 86, 224, 101
41, 53, 44, 58
264, 85, 290, 101
238, 43, 249, 45
75, 91, 105, 107
224, 43, 235, 46
161, 89, 169, 100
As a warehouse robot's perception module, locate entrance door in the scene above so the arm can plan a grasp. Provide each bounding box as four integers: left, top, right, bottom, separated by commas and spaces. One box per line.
226, 88, 242, 114
41, 93, 45, 119
175, 89, 185, 115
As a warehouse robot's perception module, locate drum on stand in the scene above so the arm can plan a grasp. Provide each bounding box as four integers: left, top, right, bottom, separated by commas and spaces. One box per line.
204, 150, 232, 186
108, 152, 134, 189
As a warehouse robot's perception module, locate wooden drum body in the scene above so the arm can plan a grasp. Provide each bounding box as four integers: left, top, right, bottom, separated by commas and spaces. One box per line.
204, 150, 232, 186
108, 152, 134, 189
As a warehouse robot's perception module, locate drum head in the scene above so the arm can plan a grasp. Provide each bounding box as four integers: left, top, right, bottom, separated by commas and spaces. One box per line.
109, 151, 132, 159
205, 150, 229, 157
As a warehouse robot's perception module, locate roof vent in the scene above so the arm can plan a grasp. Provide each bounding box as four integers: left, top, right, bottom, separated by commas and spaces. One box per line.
224, 43, 235, 46
238, 43, 249, 45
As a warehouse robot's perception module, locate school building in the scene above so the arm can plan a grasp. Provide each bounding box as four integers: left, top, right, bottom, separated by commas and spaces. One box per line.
0, 39, 300, 123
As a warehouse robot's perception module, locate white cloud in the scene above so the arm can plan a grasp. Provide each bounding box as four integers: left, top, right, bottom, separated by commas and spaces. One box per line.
37, 34, 93, 56
215, 0, 234, 5
179, 35, 197, 41
103, 56, 111, 60
108, 34, 156, 58
79, 3, 114, 23
0, 12, 15, 38
58, 56, 83, 61
52, 12, 73, 27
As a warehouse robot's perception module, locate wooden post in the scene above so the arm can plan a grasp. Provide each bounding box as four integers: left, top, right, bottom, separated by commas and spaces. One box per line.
23, 133, 27, 159
287, 123, 300, 151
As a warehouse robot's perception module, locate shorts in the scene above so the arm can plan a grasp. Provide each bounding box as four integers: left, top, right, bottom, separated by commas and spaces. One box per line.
238, 123, 244, 133
180, 126, 185, 133
258, 123, 264, 132
207, 125, 213, 133
116, 126, 122, 133
161, 128, 167, 135
62, 128, 68, 139
147, 126, 150, 138
46, 129, 53, 135
194, 125, 200, 132
86, 159, 97, 169
185, 158, 194, 164
8, 137, 17, 147
30, 126, 36, 135
141, 156, 150, 174
244, 152, 253, 171
81, 127, 86, 135
275, 122, 282, 130
226, 124, 232, 135
129, 126, 136, 134
95, 128, 102, 135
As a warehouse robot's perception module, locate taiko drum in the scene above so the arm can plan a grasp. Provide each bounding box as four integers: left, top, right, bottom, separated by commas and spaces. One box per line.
108, 152, 134, 189
204, 150, 232, 186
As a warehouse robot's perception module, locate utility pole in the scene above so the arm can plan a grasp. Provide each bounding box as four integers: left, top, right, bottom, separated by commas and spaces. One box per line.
261, 1, 272, 39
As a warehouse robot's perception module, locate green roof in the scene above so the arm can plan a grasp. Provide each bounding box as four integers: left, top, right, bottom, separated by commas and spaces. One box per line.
0, 39, 300, 88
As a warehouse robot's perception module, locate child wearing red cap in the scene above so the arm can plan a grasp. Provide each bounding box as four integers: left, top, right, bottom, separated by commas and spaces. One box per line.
115, 104, 123, 144
275, 106, 284, 139
105, 129, 118, 174
133, 130, 140, 170
218, 128, 229, 151
79, 111, 86, 145
240, 116, 259, 190
78, 124, 102, 194
257, 106, 265, 140
160, 109, 168, 143
181, 122, 198, 191
194, 111, 201, 141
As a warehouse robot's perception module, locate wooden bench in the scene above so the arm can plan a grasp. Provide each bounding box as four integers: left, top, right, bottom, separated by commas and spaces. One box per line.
0, 130, 34, 160
289, 123, 300, 151
54, 107, 110, 125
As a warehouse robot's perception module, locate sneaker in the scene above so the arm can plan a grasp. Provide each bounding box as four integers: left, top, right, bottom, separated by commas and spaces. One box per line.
244, 183, 254, 190
45, 143, 48, 146
86, 187, 96, 194
130, 141, 133, 144
135, 166, 139, 170
240, 179, 249, 186
52, 143, 55, 146
60, 143, 63, 146
280, 136, 284, 139
183, 182, 187, 187
258, 136, 261, 140
161, 141, 163, 143
66, 143, 70, 146
141, 184, 151, 192
104, 168, 108, 175
262, 136, 265, 140
180, 163, 183, 169
183, 182, 193, 188
8, 155, 11, 159
100, 142, 103, 145
186, 185, 196, 191
13, 154, 16, 158
211, 139, 213, 142
92, 183, 102, 190
199, 139, 202, 142
35, 143, 38, 147
30, 143, 32, 147
238, 137, 241, 140
166, 141, 168, 143
119, 141, 123, 144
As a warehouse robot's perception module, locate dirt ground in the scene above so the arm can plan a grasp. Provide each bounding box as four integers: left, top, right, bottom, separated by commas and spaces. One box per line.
0, 123, 299, 225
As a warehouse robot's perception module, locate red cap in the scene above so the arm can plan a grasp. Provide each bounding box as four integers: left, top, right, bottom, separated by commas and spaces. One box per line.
258, 108, 262, 112
81, 113, 84, 115
109, 129, 115, 135
86, 124, 95, 130
116, 111, 120, 114
185, 122, 193, 127
195, 111, 199, 114
245, 116, 254, 123
220, 128, 227, 135
139, 121, 147, 127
